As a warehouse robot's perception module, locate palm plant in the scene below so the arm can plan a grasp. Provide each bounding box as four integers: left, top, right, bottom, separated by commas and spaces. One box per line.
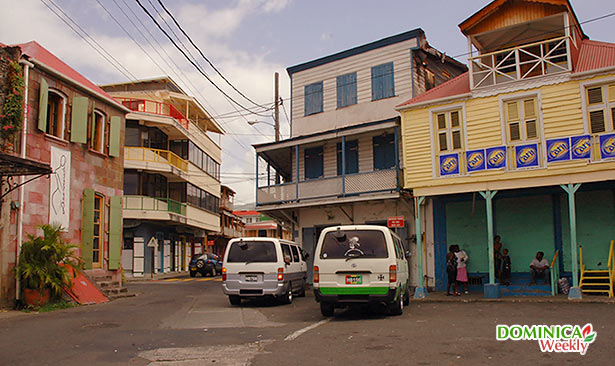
18, 224, 82, 298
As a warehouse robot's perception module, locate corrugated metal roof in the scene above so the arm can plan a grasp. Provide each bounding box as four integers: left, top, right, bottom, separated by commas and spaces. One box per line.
396, 72, 470, 108
575, 39, 615, 73
14, 41, 127, 111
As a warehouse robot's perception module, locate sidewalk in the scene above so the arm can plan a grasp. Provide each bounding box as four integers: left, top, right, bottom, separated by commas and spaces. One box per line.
124, 271, 191, 283
414, 291, 615, 304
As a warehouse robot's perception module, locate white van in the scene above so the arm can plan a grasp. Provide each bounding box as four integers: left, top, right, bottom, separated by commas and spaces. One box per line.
312, 225, 410, 316
222, 238, 308, 305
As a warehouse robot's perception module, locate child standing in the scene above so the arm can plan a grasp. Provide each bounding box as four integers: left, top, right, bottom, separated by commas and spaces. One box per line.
446, 245, 459, 296
455, 246, 469, 294
502, 248, 512, 286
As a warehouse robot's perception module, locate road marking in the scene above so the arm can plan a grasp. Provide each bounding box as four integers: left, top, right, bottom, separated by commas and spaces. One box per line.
284, 319, 331, 341
182, 279, 193, 282
164, 279, 182, 282
197, 278, 215, 282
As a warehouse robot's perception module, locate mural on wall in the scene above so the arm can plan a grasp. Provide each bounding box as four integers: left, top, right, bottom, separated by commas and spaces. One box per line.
49, 146, 71, 231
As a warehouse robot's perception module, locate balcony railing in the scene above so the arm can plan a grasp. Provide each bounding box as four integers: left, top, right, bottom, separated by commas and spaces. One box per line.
469, 36, 571, 89
256, 169, 398, 205
117, 98, 189, 130
123, 195, 186, 216
125, 146, 188, 172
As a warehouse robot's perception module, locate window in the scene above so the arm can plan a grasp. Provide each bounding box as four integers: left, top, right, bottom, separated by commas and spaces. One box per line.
281, 244, 292, 263
92, 193, 104, 268
586, 84, 615, 134
140, 173, 167, 198
185, 183, 219, 213
337, 73, 357, 108
371, 62, 395, 100
304, 146, 324, 179
125, 123, 140, 147
91, 110, 106, 153
304, 82, 323, 116
373, 133, 396, 170
290, 245, 300, 262
505, 98, 538, 142
187, 141, 220, 180
435, 110, 463, 152
123, 171, 139, 195
337, 140, 358, 175
226, 241, 277, 263
46, 90, 66, 139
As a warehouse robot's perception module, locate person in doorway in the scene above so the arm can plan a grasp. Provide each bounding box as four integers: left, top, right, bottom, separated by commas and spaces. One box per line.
501, 248, 512, 286
494, 235, 503, 283
530, 251, 550, 285
446, 245, 460, 296
455, 246, 469, 294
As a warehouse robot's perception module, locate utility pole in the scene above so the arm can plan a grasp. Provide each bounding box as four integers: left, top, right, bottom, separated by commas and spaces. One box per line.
274, 72, 280, 142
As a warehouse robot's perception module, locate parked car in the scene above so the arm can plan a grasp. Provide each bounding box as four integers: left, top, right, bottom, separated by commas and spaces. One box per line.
189, 253, 223, 277
221, 237, 308, 306
312, 225, 410, 317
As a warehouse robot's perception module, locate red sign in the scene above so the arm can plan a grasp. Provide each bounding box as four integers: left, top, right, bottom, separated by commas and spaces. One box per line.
387, 216, 405, 228
207, 240, 215, 246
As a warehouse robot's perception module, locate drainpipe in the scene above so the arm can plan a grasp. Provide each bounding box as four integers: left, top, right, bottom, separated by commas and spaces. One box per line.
16, 58, 34, 302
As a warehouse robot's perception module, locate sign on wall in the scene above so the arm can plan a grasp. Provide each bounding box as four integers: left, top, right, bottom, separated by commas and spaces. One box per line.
387, 216, 405, 228
439, 153, 460, 176
599, 133, 615, 159
571, 135, 591, 160
486, 146, 506, 170
466, 149, 486, 172
515, 144, 539, 168
546, 138, 570, 163
49, 146, 71, 231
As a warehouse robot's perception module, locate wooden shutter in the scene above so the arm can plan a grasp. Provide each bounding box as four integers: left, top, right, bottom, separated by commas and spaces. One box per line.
82, 189, 95, 269
587, 87, 602, 104
38, 78, 49, 132
108, 196, 122, 270
437, 114, 446, 129
507, 101, 519, 121
608, 84, 615, 102
109, 116, 121, 157
70, 97, 88, 143
589, 110, 605, 133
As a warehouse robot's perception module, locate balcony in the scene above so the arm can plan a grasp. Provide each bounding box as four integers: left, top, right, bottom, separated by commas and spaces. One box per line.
124, 195, 186, 216
124, 146, 188, 175
117, 98, 189, 130
469, 36, 571, 89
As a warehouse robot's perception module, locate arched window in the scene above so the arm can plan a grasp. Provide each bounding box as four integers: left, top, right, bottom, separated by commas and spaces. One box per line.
91, 109, 106, 153
46, 89, 67, 139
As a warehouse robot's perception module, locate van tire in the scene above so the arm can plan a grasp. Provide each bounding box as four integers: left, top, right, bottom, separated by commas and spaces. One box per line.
280, 285, 293, 304
229, 295, 241, 306
320, 302, 334, 317
403, 284, 410, 306
388, 289, 404, 316
298, 281, 306, 297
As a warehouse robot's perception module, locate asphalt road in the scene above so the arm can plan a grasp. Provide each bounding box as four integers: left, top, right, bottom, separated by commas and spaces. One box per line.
1, 276, 614, 365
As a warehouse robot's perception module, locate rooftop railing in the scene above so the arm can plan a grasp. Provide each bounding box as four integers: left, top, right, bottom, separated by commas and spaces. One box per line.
117, 98, 189, 130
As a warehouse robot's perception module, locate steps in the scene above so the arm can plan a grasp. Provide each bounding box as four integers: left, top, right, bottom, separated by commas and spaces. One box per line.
500, 273, 551, 297
580, 270, 613, 297
89, 274, 135, 300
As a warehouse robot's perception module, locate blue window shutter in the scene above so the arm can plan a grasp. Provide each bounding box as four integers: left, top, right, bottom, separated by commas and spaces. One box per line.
371, 62, 395, 101
337, 140, 359, 175
336, 73, 357, 109
373, 134, 395, 170
304, 82, 323, 116
304, 146, 324, 179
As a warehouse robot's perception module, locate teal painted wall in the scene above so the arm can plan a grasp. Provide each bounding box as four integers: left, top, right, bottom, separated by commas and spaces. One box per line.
445, 200, 488, 272
494, 195, 555, 272
561, 190, 615, 271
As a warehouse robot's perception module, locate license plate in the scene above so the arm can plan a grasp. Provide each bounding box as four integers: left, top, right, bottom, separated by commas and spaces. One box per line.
345, 275, 362, 285
190, 267, 197, 271
245, 275, 258, 282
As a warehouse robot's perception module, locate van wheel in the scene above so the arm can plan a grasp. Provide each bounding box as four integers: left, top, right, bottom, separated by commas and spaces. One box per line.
229, 295, 241, 306
388, 290, 404, 316
320, 302, 334, 317
403, 285, 410, 306
298, 281, 306, 297
280, 285, 293, 304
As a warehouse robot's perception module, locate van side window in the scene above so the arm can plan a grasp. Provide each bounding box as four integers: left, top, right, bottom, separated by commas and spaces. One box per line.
290, 245, 300, 262
300, 248, 308, 261
393, 237, 402, 259
281, 244, 292, 263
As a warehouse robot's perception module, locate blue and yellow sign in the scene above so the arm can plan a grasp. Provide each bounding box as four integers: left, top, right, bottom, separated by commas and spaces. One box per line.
439, 153, 459, 176
486, 147, 506, 170
570, 135, 591, 160
600, 133, 615, 159
546, 138, 570, 163
515, 144, 539, 168
466, 149, 485, 172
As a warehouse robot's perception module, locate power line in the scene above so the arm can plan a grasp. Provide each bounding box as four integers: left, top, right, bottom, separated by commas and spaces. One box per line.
156, 0, 272, 111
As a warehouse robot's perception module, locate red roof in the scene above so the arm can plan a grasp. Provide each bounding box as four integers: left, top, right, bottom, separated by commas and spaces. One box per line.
575, 39, 615, 73
245, 221, 277, 230
14, 41, 126, 110
397, 39, 615, 110
233, 210, 260, 216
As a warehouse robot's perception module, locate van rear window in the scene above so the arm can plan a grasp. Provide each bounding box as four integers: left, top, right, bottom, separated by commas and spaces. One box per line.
320, 230, 388, 259
227, 241, 277, 263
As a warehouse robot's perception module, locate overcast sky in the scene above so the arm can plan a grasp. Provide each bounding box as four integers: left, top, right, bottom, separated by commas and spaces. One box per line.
1, 0, 613, 206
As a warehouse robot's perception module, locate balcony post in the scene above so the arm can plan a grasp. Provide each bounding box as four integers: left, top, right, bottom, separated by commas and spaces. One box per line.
255, 153, 259, 204
561, 183, 582, 300
295, 145, 299, 202
267, 163, 270, 188
515, 49, 521, 80
341, 136, 346, 196
479, 190, 499, 298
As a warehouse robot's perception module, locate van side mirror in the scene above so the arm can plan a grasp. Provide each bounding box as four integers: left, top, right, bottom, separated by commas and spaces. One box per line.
405, 250, 411, 259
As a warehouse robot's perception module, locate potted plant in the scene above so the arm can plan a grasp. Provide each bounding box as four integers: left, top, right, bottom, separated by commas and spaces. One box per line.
17, 225, 81, 307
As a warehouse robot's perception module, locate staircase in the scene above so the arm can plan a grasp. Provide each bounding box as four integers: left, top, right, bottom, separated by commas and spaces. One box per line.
89, 273, 134, 300
579, 241, 614, 297
499, 273, 552, 297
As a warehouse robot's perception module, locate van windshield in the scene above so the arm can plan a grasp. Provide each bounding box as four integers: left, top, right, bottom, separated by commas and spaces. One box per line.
227, 241, 277, 263
320, 230, 388, 259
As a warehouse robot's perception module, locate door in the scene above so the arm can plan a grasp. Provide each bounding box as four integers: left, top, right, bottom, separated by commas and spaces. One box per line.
180, 236, 187, 271
92, 194, 104, 268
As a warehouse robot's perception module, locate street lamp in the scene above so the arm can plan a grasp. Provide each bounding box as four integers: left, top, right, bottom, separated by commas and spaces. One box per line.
247, 120, 279, 141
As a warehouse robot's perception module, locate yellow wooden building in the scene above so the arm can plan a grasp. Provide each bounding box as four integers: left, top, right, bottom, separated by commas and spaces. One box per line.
397, 0, 615, 299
